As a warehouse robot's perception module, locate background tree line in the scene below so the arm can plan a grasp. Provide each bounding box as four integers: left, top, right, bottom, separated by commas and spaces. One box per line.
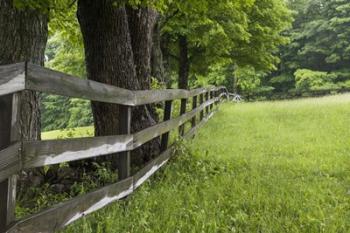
238, 0, 350, 99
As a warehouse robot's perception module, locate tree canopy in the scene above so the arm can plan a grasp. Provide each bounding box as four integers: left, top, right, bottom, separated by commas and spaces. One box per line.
8, 0, 293, 129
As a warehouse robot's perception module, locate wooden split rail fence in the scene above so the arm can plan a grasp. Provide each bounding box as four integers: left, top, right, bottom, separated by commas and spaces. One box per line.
0, 62, 228, 233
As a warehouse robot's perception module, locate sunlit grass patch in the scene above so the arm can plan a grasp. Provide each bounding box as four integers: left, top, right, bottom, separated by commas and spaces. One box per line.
41, 126, 94, 140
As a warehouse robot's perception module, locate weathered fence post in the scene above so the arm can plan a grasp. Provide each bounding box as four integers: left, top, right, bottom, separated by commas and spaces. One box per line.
205, 92, 209, 115
0, 94, 20, 232
118, 105, 131, 180
200, 93, 204, 121
179, 98, 187, 136
210, 91, 214, 111
191, 96, 197, 128
161, 100, 172, 152
215, 90, 219, 106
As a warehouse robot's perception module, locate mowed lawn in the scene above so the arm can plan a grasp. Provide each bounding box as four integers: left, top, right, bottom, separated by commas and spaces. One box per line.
62, 94, 350, 233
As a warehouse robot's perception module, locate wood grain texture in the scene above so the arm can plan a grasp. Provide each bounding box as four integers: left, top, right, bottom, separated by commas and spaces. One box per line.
132, 97, 216, 148
22, 135, 133, 168
133, 86, 222, 105
1, 135, 133, 182
6, 177, 134, 233
133, 146, 172, 189
134, 89, 189, 105
205, 92, 210, 115
0, 97, 219, 183
7, 147, 177, 233
160, 100, 172, 152
118, 106, 131, 180
0, 143, 21, 183
0, 93, 21, 231
0, 63, 226, 106
26, 64, 135, 105
179, 98, 187, 136
0, 63, 25, 96
0, 97, 217, 183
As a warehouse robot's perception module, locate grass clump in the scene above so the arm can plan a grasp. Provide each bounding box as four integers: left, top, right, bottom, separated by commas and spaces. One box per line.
41, 126, 94, 140
59, 94, 350, 233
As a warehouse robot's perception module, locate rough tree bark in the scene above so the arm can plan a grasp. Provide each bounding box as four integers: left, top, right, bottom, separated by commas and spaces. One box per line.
77, 0, 160, 167
126, 7, 160, 163
0, 0, 48, 225
77, 2, 136, 137
0, 0, 48, 140
127, 7, 158, 90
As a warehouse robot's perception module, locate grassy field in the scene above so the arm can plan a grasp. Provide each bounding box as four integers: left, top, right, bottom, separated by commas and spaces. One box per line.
61, 94, 350, 233
42, 126, 94, 140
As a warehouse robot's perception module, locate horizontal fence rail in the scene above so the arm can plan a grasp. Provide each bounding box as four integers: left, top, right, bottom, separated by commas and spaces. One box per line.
0, 63, 225, 106
0, 62, 228, 233
0, 97, 219, 182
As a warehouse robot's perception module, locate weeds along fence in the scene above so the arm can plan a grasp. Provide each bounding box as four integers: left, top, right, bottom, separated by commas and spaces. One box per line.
0, 62, 228, 233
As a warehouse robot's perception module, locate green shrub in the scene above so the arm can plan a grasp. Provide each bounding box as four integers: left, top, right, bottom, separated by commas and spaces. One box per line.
294, 69, 337, 91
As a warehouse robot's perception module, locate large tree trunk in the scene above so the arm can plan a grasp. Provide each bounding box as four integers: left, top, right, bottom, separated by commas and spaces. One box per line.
178, 35, 189, 90
77, 0, 160, 167
127, 7, 158, 90
77, 1, 137, 138
0, 0, 48, 141
0, 0, 48, 223
126, 7, 160, 163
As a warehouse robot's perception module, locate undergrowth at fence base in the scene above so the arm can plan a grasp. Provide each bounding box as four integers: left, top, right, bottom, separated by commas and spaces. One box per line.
55, 95, 349, 232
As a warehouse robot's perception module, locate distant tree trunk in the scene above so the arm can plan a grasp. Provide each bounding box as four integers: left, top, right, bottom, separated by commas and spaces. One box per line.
178, 35, 189, 89
178, 35, 189, 135
161, 33, 174, 88
77, 1, 160, 166
0, 0, 48, 140
151, 16, 165, 84
232, 64, 239, 94
223, 63, 235, 93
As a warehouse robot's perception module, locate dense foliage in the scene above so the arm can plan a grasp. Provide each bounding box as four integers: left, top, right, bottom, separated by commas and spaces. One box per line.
41, 3, 93, 131
245, 0, 350, 99
161, 0, 291, 87
38, 0, 292, 130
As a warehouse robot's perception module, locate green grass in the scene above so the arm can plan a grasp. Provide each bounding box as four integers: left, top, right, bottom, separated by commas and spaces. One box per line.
41, 126, 94, 140
62, 94, 350, 233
